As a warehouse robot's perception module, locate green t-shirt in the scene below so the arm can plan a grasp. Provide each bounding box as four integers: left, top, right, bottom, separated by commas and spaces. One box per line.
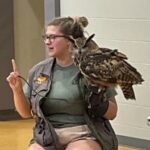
41, 63, 85, 128
40, 63, 117, 128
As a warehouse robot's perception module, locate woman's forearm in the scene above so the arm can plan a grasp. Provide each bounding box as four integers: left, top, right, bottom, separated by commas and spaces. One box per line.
103, 97, 118, 120
13, 88, 32, 118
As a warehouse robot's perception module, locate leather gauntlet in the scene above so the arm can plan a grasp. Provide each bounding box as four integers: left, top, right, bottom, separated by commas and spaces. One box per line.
86, 86, 109, 118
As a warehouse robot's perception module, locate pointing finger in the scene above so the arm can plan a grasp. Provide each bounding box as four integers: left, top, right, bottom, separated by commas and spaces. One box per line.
11, 59, 19, 73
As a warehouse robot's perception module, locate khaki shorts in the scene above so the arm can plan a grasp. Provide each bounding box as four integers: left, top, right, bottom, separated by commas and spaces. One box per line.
54, 124, 96, 146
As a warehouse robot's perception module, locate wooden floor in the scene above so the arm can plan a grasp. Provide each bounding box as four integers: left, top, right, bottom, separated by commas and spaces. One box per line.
0, 119, 142, 150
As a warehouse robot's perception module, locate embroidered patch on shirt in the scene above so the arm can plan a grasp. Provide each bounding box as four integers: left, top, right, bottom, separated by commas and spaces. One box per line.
34, 73, 49, 84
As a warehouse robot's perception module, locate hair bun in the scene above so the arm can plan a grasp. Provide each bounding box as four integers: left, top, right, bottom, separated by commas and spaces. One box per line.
78, 17, 88, 28
74, 16, 89, 28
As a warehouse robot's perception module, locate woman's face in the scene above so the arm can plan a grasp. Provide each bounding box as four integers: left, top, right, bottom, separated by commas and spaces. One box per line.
44, 25, 70, 58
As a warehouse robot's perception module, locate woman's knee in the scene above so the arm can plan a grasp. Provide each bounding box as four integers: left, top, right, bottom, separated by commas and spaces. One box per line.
65, 139, 102, 150
28, 143, 45, 150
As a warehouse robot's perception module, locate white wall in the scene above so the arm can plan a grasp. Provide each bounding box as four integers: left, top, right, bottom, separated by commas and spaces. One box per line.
61, 0, 150, 140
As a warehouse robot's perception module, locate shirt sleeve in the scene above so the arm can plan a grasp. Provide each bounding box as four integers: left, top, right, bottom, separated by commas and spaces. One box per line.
23, 81, 31, 99
105, 87, 117, 99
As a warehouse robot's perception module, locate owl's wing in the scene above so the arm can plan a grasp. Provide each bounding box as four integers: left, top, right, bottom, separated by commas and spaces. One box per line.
79, 51, 144, 88
78, 51, 144, 100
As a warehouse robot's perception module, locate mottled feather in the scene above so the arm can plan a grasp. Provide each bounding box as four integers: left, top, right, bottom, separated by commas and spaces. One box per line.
71, 34, 144, 100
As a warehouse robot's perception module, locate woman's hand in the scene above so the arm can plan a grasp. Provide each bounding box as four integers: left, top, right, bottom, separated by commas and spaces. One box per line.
6, 59, 22, 91
6, 59, 31, 118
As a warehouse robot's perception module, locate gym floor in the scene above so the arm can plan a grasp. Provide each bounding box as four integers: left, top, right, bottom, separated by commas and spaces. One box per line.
0, 119, 142, 150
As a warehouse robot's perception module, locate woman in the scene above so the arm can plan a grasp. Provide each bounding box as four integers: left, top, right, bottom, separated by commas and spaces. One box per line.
6, 16, 118, 150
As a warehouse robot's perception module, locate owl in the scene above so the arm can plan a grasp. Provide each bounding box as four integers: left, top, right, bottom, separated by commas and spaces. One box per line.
71, 34, 144, 100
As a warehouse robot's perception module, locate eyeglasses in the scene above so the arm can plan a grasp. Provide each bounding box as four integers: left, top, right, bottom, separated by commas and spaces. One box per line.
42, 34, 69, 41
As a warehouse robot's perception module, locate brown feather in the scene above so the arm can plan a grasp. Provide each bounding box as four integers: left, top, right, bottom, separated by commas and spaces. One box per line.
71, 35, 144, 100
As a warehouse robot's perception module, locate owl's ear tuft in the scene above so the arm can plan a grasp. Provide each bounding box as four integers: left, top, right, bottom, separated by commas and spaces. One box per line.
83, 34, 95, 48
